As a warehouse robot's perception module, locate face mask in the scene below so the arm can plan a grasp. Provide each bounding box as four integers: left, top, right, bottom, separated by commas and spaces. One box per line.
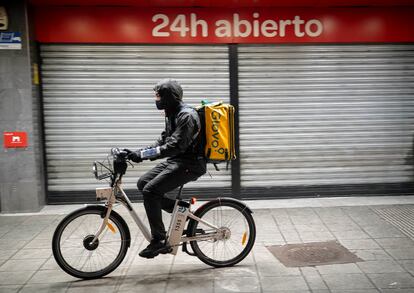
155, 99, 166, 110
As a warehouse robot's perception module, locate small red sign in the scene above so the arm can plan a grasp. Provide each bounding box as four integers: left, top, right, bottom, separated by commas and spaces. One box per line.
4, 132, 28, 148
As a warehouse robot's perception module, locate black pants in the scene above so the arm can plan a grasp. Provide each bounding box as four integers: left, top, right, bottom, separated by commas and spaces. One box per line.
137, 158, 206, 241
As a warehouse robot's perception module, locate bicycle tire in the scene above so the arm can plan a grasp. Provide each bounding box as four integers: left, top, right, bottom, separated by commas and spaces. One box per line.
188, 198, 256, 268
52, 205, 131, 279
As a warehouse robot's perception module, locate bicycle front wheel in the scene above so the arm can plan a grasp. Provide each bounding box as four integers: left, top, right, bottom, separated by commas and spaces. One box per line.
188, 198, 256, 268
52, 205, 130, 279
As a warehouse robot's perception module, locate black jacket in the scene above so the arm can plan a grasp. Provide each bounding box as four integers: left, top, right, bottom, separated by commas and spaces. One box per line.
153, 102, 202, 161
151, 79, 203, 163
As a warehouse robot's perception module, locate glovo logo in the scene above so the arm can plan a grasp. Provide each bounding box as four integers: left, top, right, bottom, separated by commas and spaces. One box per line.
210, 109, 225, 156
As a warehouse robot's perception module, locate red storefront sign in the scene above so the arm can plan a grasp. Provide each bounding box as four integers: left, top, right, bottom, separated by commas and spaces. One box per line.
34, 7, 414, 43
3, 132, 28, 148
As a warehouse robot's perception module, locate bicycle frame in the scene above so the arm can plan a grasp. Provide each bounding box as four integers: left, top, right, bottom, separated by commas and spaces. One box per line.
92, 179, 222, 255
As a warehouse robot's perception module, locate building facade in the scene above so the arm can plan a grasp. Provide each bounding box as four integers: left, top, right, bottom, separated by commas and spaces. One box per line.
1, 0, 413, 211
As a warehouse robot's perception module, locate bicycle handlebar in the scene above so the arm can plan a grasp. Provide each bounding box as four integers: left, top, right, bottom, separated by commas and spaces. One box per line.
93, 148, 133, 183
111, 147, 129, 160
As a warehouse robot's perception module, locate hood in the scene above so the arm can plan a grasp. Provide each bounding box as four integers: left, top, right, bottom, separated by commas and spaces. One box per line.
153, 79, 183, 112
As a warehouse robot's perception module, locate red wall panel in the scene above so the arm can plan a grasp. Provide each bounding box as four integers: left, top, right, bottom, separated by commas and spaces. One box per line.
34, 7, 414, 43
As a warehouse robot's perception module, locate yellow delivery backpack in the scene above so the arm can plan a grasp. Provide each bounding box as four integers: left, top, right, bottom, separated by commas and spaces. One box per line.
196, 101, 236, 164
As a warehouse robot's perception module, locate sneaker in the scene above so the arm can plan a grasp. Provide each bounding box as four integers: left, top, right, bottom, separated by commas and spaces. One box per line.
139, 239, 172, 259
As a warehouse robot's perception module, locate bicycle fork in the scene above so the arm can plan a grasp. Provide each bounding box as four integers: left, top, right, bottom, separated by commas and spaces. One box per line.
90, 188, 116, 245
90, 185, 152, 245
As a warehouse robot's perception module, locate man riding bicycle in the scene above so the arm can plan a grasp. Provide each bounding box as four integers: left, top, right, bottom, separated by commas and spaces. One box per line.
124, 79, 206, 259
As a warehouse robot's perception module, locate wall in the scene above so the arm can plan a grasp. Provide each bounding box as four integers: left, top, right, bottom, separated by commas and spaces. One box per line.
0, 0, 45, 212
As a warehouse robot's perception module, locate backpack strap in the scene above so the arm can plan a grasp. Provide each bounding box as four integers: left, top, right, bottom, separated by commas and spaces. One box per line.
179, 105, 201, 144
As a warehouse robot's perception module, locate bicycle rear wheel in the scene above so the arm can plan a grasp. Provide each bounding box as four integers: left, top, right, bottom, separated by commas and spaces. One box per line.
52, 205, 130, 279
188, 198, 256, 267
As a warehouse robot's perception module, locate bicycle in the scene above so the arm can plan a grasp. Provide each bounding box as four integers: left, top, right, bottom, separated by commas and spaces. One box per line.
52, 148, 256, 279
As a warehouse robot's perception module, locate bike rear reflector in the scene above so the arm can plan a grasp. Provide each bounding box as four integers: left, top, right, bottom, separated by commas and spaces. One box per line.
107, 223, 116, 233
242, 232, 247, 246
190, 197, 197, 205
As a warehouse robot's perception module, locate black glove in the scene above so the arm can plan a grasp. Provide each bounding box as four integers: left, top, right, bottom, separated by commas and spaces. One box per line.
122, 148, 132, 153
127, 150, 142, 163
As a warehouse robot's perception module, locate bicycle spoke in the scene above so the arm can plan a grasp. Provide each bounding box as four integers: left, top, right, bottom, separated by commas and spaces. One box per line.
55, 211, 125, 276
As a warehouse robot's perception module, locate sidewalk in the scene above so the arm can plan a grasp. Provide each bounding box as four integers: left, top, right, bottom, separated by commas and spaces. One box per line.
1, 196, 414, 293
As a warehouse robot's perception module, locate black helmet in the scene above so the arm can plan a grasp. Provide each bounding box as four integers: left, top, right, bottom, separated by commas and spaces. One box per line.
153, 79, 183, 110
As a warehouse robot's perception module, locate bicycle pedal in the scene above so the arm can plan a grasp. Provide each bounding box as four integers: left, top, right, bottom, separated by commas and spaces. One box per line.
160, 246, 173, 254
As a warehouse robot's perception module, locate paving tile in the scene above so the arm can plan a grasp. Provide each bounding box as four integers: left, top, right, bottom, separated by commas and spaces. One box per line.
1, 230, 42, 240
213, 265, 258, 278
40, 257, 62, 270
214, 277, 260, 293
0, 259, 46, 271
67, 277, 121, 293
380, 289, 414, 293
20, 215, 58, 226
0, 217, 28, 227
260, 276, 309, 291
293, 225, 329, 233
350, 216, 385, 226
385, 247, 414, 260
330, 289, 382, 293
287, 208, 317, 217
170, 263, 216, 278
353, 249, 393, 261
316, 263, 363, 275
118, 275, 167, 292
34, 230, 56, 240
277, 225, 296, 233
302, 275, 328, 290
323, 223, 361, 232
0, 250, 17, 260
289, 216, 322, 226
339, 239, 382, 250
11, 248, 51, 260
171, 254, 202, 265
275, 217, 293, 226
363, 226, 406, 238
27, 269, 77, 284
322, 273, 375, 290
0, 239, 29, 250
256, 262, 301, 277
0, 271, 35, 285
367, 273, 414, 289
166, 277, 214, 293
0, 285, 21, 293
0, 229, 12, 238
331, 230, 370, 240
19, 282, 70, 293
281, 232, 301, 243
253, 246, 280, 263
297, 231, 336, 242
357, 260, 406, 274
321, 214, 357, 221
375, 238, 414, 249
263, 291, 311, 293
256, 231, 284, 242
127, 264, 171, 277
398, 260, 414, 274
23, 238, 53, 249
314, 208, 349, 220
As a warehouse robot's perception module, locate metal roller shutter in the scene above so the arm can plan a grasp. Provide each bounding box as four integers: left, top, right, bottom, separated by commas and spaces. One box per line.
40, 44, 230, 202
238, 44, 414, 194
